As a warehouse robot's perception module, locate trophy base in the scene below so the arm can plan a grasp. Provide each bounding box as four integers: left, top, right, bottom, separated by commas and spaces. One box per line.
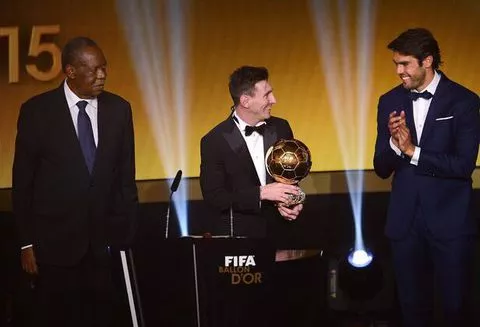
286, 188, 306, 207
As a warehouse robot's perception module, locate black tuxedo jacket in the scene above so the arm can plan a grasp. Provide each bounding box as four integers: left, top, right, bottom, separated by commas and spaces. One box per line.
200, 114, 293, 238
374, 72, 480, 240
12, 83, 138, 266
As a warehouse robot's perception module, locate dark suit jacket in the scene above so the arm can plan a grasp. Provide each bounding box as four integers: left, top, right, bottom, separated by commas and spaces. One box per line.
12, 83, 138, 266
374, 72, 480, 240
200, 115, 293, 238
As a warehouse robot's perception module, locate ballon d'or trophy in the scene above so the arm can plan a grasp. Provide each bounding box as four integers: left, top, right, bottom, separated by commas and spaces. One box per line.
265, 139, 312, 206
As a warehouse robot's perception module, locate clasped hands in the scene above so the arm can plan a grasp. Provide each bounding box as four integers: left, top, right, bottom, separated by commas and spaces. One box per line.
260, 183, 303, 221
388, 110, 415, 157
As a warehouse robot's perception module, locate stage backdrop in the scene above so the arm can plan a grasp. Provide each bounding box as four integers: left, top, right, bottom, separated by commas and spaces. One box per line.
1, 0, 479, 188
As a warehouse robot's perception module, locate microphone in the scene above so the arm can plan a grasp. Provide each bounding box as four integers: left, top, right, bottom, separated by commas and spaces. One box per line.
165, 170, 182, 238
170, 170, 182, 193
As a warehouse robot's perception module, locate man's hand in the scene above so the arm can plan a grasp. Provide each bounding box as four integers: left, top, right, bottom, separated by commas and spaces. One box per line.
397, 124, 415, 157
260, 183, 300, 205
21, 247, 38, 275
388, 110, 406, 147
278, 203, 303, 221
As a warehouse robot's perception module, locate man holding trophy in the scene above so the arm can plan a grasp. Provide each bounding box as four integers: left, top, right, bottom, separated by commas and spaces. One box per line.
200, 66, 324, 327
200, 65, 304, 237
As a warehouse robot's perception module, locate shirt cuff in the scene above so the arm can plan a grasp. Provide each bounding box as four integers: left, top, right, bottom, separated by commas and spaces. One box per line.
410, 146, 420, 166
21, 244, 33, 250
389, 137, 402, 156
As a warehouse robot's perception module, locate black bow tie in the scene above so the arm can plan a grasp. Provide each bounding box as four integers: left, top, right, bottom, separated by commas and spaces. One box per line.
410, 91, 433, 101
245, 124, 266, 136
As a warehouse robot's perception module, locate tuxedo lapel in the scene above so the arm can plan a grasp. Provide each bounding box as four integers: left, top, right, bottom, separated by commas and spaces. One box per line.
263, 120, 278, 155
222, 118, 261, 185
418, 75, 450, 145
263, 120, 278, 184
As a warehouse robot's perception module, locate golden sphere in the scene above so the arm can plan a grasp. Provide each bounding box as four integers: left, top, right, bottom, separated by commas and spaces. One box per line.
265, 139, 312, 185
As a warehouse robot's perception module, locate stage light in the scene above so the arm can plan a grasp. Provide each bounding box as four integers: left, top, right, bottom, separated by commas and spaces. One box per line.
310, 0, 377, 265
348, 248, 373, 268
338, 250, 383, 302
116, 0, 190, 236
328, 247, 395, 316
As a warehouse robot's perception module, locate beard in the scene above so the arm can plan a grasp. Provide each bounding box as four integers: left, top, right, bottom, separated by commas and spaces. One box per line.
401, 70, 427, 91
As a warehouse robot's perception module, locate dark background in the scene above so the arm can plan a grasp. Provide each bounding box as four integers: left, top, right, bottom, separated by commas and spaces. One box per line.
2, 190, 480, 326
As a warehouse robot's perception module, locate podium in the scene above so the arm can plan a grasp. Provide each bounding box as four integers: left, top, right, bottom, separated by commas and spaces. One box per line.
128, 237, 276, 327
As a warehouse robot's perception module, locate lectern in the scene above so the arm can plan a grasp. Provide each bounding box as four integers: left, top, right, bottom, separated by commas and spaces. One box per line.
127, 237, 276, 327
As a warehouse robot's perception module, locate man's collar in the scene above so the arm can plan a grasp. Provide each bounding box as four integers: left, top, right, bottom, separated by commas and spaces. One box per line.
232, 111, 265, 131
413, 70, 441, 96
64, 80, 98, 109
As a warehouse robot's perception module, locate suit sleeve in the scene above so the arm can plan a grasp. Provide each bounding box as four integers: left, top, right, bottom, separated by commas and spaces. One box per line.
416, 94, 480, 179
12, 102, 38, 247
109, 103, 139, 247
373, 96, 404, 179
200, 134, 261, 214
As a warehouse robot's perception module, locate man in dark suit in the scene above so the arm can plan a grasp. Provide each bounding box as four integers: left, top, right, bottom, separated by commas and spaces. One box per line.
12, 36, 138, 327
374, 28, 480, 327
200, 66, 302, 237
200, 66, 325, 327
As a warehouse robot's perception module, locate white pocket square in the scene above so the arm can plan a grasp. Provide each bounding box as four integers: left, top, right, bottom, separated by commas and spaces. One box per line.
435, 116, 454, 121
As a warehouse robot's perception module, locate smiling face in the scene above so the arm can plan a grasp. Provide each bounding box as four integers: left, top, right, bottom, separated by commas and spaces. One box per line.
393, 51, 434, 91
65, 45, 107, 99
240, 80, 276, 125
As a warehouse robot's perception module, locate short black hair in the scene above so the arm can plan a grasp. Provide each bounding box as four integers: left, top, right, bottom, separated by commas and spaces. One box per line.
229, 66, 269, 106
61, 36, 99, 72
387, 28, 442, 70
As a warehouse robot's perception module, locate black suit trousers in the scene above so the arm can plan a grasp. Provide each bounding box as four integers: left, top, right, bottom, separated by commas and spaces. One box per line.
34, 247, 114, 327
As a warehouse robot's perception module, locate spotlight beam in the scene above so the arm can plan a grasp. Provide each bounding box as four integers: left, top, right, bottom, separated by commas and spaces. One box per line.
166, 0, 189, 235
116, 0, 190, 236
310, 0, 377, 261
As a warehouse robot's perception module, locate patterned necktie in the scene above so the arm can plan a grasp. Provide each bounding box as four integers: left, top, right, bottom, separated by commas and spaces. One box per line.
77, 100, 96, 174
409, 90, 433, 101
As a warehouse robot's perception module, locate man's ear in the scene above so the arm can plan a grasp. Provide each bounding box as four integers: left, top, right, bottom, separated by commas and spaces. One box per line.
65, 64, 76, 79
239, 94, 250, 108
422, 55, 433, 69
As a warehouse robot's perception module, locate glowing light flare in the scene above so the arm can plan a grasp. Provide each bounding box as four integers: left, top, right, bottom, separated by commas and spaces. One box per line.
116, 0, 190, 236
348, 248, 373, 268
309, 0, 377, 256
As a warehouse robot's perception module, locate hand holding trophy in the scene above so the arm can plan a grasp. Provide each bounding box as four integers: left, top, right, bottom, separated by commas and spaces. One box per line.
265, 139, 312, 207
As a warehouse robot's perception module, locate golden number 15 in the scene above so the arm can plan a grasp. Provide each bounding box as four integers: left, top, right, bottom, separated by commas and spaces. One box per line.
0, 25, 61, 83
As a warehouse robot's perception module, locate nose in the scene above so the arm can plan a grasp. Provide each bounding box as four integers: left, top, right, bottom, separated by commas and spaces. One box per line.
96, 67, 107, 79
396, 64, 404, 75
269, 93, 277, 104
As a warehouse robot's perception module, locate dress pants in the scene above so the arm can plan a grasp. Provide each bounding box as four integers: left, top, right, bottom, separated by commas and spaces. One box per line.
390, 205, 475, 327
34, 247, 114, 327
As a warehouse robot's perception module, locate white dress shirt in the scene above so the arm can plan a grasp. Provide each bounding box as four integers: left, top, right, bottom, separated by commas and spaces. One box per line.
390, 71, 441, 165
232, 112, 316, 261
64, 81, 99, 146
233, 112, 266, 186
